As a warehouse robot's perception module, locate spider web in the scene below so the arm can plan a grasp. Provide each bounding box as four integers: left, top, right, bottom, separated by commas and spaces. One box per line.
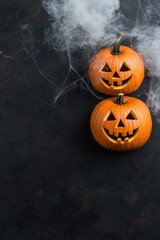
1, 0, 160, 120
41, 0, 160, 122
40, 0, 121, 103
52, 43, 103, 103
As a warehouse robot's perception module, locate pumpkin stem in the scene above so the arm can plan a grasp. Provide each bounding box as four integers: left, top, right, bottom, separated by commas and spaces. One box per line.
111, 34, 125, 55
116, 93, 125, 105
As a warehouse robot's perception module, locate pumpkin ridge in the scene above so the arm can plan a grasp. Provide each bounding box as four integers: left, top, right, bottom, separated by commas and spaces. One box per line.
90, 96, 152, 151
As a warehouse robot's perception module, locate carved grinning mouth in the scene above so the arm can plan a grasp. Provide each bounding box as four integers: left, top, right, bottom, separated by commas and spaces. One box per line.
102, 127, 138, 143
101, 75, 133, 89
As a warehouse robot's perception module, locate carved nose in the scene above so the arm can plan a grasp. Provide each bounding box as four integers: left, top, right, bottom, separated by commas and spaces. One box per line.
113, 71, 120, 78
117, 120, 125, 127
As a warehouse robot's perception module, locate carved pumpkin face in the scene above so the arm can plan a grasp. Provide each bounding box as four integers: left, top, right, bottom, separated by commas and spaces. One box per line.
89, 36, 144, 95
90, 94, 152, 151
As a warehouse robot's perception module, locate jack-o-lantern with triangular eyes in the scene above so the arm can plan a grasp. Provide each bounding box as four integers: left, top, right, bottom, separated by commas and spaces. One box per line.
89, 35, 145, 95
90, 94, 152, 151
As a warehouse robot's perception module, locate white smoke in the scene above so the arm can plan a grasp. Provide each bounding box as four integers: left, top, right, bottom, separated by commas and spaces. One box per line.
131, 28, 160, 118
42, 0, 160, 120
42, 0, 120, 52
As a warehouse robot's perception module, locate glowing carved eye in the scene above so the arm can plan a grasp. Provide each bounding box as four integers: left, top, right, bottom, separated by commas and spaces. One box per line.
101, 63, 112, 72
120, 62, 130, 72
107, 112, 116, 121
126, 111, 137, 120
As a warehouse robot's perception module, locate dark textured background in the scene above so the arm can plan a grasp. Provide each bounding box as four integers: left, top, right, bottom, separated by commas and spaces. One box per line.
0, 0, 160, 239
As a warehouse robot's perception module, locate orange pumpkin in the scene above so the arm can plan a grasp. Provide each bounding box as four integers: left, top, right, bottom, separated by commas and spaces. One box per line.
89, 34, 145, 95
90, 94, 152, 151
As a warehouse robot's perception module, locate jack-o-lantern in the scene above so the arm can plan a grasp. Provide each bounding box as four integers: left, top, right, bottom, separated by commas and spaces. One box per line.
90, 94, 152, 151
89, 34, 145, 95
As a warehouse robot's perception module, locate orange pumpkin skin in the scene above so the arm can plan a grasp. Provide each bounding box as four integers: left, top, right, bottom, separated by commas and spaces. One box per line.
89, 40, 144, 95
90, 95, 152, 151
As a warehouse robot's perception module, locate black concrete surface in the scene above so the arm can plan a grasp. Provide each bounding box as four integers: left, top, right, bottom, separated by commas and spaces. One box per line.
0, 0, 160, 239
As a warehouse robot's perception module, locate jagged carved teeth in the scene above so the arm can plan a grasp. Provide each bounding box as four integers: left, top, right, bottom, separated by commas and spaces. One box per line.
101, 75, 133, 87
103, 128, 138, 142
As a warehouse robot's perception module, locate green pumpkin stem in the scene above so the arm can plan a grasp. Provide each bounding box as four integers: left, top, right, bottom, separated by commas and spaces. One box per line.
111, 34, 125, 55
116, 93, 125, 105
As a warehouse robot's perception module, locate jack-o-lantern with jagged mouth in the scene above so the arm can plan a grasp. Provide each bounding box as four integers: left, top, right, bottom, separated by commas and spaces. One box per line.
90, 94, 152, 151
89, 34, 145, 95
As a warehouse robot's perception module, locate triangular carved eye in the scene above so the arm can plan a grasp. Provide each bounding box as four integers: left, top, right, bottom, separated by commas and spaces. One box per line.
101, 63, 112, 72
120, 62, 130, 72
126, 111, 137, 120
107, 112, 116, 121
